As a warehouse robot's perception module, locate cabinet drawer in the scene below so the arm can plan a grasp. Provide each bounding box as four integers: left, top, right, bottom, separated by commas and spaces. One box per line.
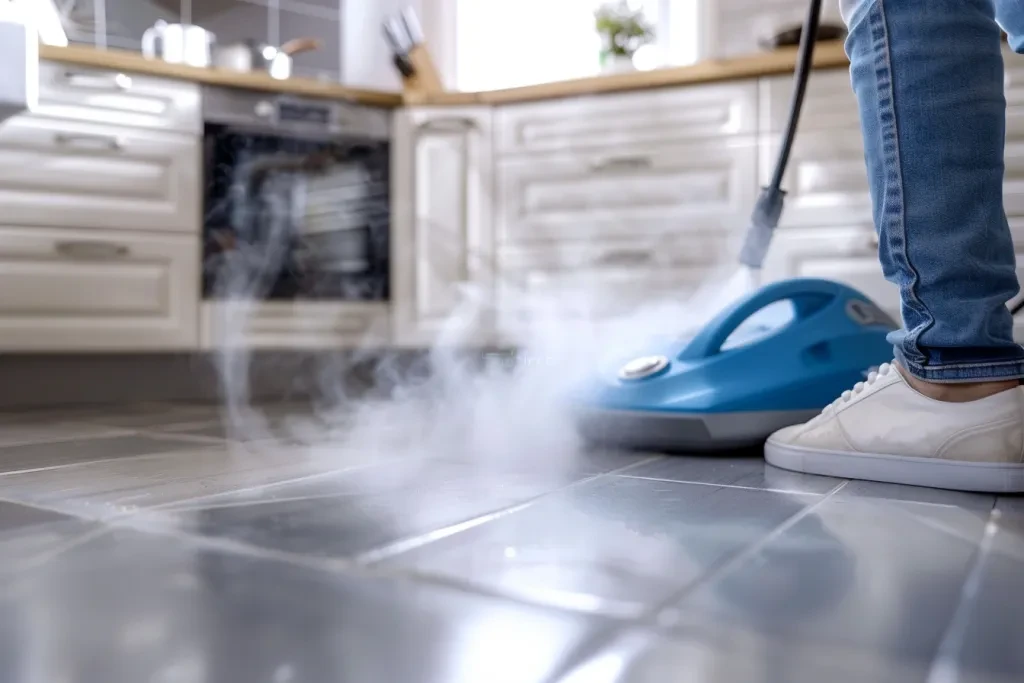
37, 60, 202, 134
496, 139, 757, 244
495, 81, 757, 155
495, 236, 727, 331
759, 128, 871, 227
200, 302, 390, 350
0, 226, 199, 351
759, 69, 856, 134
760, 225, 897, 318
0, 116, 201, 233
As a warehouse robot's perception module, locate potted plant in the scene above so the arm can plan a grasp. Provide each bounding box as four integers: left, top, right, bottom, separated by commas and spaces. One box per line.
594, 1, 654, 73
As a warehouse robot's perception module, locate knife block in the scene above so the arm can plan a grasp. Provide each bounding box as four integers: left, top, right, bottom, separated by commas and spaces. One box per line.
400, 43, 444, 100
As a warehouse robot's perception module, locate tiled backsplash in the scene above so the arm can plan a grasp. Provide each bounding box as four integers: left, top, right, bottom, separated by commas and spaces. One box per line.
63, 0, 343, 81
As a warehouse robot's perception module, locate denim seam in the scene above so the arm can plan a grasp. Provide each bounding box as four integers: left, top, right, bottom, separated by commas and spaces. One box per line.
896, 347, 1024, 382
900, 356, 1024, 370
870, 0, 930, 366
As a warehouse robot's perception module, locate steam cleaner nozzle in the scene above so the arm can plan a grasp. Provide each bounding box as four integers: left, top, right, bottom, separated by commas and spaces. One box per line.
737, 186, 787, 270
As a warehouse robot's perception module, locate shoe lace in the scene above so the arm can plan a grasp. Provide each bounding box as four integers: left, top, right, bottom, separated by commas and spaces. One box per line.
823, 362, 893, 413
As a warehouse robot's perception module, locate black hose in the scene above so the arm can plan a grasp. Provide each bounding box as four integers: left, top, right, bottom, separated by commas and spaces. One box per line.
769, 0, 824, 191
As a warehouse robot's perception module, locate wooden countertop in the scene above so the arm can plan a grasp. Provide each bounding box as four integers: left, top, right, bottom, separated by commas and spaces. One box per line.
38, 44, 404, 107
424, 40, 851, 105
39, 40, 850, 108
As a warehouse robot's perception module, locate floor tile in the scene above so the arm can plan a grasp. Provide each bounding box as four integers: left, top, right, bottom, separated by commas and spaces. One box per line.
384, 476, 817, 616
836, 479, 996, 511
0, 444, 357, 516
0, 527, 607, 683
0, 501, 98, 575
0, 500, 72, 533
0, 420, 131, 448
143, 458, 590, 561
666, 496, 991, 667
562, 624, 954, 683
0, 433, 208, 475
933, 503, 1024, 683
624, 455, 841, 494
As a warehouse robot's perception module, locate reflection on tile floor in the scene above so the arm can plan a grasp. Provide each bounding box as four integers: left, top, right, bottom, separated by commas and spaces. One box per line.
0, 402, 1020, 682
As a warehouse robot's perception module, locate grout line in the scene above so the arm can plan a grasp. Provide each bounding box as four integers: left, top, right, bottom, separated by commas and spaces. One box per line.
0, 442, 228, 480
0, 424, 137, 450
529, 479, 853, 682
651, 479, 849, 627
145, 458, 404, 513
926, 505, 1001, 683
108, 513, 640, 623
617, 473, 829, 496
351, 455, 666, 565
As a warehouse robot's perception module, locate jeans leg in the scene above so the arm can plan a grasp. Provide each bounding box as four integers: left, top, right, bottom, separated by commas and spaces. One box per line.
843, 0, 1024, 382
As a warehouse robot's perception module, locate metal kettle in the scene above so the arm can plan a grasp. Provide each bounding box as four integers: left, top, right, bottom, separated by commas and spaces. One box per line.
141, 20, 215, 67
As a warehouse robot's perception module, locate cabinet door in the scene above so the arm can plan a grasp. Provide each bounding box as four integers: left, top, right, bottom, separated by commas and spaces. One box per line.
0, 116, 201, 234
0, 225, 199, 351
494, 234, 730, 339
391, 107, 494, 347
496, 138, 758, 244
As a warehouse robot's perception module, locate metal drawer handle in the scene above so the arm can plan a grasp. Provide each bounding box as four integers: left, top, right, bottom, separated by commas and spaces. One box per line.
597, 249, 653, 266
54, 240, 130, 259
54, 133, 123, 151
417, 117, 477, 132
62, 71, 133, 91
589, 155, 654, 172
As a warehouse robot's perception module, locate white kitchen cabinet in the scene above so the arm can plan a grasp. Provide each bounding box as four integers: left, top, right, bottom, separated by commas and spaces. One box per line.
390, 106, 495, 347
0, 225, 199, 351
495, 81, 758, 155
37, 61, 202, 135
494, 232, 730, 338
200, 302, 390, 350
760, 223, 896, 314
759, 126, 871, 228
759, 68, 856, 134
0, 115, 201, 234
496, 138, 758, 245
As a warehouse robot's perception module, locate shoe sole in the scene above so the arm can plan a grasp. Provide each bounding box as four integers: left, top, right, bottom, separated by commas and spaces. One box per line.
764, 440, 1024, 493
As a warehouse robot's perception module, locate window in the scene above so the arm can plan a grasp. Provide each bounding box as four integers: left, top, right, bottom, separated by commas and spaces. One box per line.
453, 0, 700, 91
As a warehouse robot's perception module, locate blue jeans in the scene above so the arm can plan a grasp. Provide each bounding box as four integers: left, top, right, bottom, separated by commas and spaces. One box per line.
841, 0, 1024, 381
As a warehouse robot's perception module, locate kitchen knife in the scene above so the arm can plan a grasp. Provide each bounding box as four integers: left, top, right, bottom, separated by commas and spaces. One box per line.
399, 7, 424, 46
384, 16, 413, 54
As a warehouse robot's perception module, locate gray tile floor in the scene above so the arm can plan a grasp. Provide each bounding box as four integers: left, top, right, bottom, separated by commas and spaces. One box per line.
0, 402, 1020, 682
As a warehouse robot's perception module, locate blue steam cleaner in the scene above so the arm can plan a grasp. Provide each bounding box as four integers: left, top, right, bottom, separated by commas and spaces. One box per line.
574, 0, 898, 452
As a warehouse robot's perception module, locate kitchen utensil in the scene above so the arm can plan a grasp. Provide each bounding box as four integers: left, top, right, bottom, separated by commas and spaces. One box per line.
141, 20, 215, 67
382, 19, 415, 77
213, 38, 322, 79
399, 7, 424, 46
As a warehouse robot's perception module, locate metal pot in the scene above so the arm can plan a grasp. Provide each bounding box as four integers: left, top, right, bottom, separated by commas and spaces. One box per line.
141, 21, 215, 67
214, 38, 321, 79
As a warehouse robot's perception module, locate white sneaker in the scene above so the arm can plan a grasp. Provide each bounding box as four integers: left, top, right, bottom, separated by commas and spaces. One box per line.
764, 362, 1024, 492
